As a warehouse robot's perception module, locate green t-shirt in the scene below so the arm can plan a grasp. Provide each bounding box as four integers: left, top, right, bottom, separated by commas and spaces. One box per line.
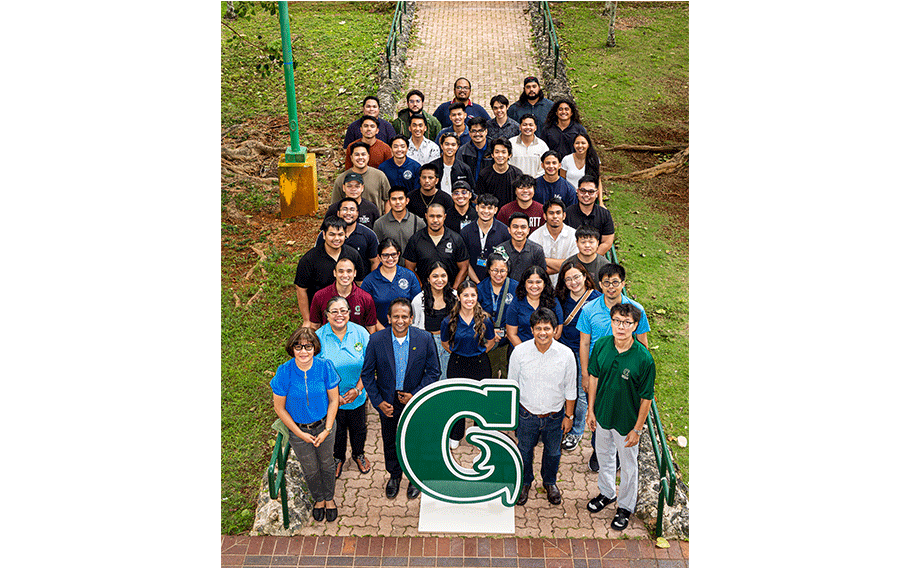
588, 337, 656, 435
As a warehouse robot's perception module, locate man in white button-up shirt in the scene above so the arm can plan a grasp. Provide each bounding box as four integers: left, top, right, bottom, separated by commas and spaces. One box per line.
406, 114, 441, 165
528, 197, 578, 286
508, 114, 549, 177
509, 307, 576, 507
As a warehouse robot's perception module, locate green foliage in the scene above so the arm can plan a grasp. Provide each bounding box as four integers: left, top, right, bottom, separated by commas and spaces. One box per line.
221, 2, 392, 147
552, 2, 689, 149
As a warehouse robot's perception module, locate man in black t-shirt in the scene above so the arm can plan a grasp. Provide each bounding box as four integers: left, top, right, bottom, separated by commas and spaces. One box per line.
403, 203, 469, 286
294, 216, 367, 327
564, 174, 615, 257
406, 163, 455, 219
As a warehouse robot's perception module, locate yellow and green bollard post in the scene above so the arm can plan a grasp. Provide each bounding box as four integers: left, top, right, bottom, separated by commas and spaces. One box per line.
277, 1, 317, 219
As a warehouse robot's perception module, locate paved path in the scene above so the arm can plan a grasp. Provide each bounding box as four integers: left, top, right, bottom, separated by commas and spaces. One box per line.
222, 534, 689, 566
398, 1, 540, 113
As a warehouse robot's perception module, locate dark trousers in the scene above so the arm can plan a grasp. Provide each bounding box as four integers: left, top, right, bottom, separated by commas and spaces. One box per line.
333, 402, 368, 461
378, 397, 406, 478
447, 352, 492, 441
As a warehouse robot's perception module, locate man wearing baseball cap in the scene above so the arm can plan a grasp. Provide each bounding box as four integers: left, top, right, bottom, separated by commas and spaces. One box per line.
326, 171, 382, 229
444, 180, 478, 233
507, 76, 554, 137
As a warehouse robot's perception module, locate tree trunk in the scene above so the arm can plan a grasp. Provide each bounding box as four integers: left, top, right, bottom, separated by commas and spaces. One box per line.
602, 2, 617, 48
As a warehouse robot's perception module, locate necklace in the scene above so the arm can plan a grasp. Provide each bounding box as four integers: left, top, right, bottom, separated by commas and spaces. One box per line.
421, 191, 435, 208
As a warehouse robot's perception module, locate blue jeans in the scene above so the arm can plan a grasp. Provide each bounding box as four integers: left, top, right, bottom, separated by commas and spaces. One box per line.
432, 333, 450, 382
570, 352, 587, 437
516, 405, 565, 486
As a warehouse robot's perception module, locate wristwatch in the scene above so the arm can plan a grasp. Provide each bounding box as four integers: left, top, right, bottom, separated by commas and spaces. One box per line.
565, 414, 574, 420
633, 427, 643, 435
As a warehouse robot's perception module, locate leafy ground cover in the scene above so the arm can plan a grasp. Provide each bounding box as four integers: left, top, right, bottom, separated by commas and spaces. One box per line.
551, 1, 690, 484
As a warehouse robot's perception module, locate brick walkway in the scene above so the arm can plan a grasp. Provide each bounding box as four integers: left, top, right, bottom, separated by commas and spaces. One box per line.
222, 534, 689, 566
399, 1, 540, 113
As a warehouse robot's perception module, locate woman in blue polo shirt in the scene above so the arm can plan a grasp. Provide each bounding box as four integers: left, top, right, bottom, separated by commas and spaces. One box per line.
270, 327, 340, 522
554, 261, 601, 452
360, 238, 422, 329
505, 265, 564, 348
441, 280, 497, 449
476, 252, 517, 379
315, 296, 373, 480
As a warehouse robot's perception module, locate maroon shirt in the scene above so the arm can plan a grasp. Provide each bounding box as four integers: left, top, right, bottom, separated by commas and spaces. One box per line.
309, 283, 378, 328
496, 200, 545, 234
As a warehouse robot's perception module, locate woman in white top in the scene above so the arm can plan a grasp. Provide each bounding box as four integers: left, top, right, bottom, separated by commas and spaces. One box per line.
410, 262, 458, 381
560, 132, 601, 190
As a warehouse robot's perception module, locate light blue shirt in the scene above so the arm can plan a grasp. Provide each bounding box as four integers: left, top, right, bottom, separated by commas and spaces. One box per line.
577, 293, 650, 354
392, 329, 411, 391
316, 323, 370, 410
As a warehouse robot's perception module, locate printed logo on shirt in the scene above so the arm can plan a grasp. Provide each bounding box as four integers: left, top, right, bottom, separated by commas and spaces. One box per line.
505, 293, 514, 304
398, 278, 409, 290
354, 305, 362, 315
403, 169, 413, 180
354, 341, 363, 352
622, 368, 631, 381
444, 241, 453, 253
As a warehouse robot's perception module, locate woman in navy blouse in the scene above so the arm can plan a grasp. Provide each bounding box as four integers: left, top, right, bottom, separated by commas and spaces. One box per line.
505, 265, 564, 349
441, 280, 497, 449
476, 252, 518, 379
360, 238, 422, 329
270, 327, 341, 522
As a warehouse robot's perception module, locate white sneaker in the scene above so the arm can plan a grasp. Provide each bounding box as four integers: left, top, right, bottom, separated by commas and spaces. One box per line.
561, 434, 580, 452
449, 438, 459, 449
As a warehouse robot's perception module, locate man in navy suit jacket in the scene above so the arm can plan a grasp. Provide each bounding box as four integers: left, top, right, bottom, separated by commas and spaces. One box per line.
361, 297, 441, 499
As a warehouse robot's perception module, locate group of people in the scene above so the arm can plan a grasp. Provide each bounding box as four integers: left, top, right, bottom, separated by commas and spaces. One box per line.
271, 77, 656, 533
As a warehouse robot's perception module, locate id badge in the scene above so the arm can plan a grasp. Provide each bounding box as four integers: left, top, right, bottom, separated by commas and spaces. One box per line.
477, 258, 487, 267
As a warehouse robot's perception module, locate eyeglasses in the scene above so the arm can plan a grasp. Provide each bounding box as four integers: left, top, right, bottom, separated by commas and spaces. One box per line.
455, 85, 471, 91
327, 309, 350, 316
611, 318, 635, 329
380, 252, 399, 259
489, 268, 508, 275
293, 343, 315, 352
565, 274, 585, 284
577, 188, 598, 195
452, 190, 471, 196
601, 279, 623, 288
469, 129, 486, 134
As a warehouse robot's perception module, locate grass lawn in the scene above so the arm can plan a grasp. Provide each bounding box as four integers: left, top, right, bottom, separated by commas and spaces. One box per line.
552, 1, 690, 484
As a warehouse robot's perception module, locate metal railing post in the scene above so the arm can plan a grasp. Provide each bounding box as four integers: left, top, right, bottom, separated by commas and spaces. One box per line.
277, 1, 307, 162
645, 399, 678, 538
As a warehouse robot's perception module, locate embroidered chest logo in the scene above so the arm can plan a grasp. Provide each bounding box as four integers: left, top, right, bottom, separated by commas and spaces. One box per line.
403, 169, 413, 180
444, 241, 453, 253
354, 305, 362, 315
505, 293, 514, 304
398, 278, 409, 290
354, 341, 363, 352
621, 368, 631, 381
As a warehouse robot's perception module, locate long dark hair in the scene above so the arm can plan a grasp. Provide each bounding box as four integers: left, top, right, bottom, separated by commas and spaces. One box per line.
544, 98, 581, 128
446, 280, 488, 343
515, 265, 557, 310
421, 261, 457, 314
573, 132, 600, 176
555, 261, 596, 303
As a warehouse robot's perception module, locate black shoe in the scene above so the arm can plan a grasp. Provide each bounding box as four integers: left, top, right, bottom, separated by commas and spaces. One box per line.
587, 493, 617, 513
406, 482, 420, 499
611, 507, 632, 531
516, 484, 531, 506
325, 508, 338, 522
616, 451, 621, 471
312, 506, 325, 521
589, 452, 599, 472
544, 483, 562, 505
386, 477, 401, 499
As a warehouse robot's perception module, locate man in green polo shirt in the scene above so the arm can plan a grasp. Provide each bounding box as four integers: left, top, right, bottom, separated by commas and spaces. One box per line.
584, 303, 655, 532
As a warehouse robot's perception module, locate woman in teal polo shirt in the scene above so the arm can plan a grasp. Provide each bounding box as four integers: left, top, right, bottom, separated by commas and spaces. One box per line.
315, 296, 373, 481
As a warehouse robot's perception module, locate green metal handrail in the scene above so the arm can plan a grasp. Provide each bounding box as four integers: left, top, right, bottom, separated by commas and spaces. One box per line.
541, 1, 560, 77
384, 1, 407, 77
645, 399, 678, 538
267, 432, 293, 529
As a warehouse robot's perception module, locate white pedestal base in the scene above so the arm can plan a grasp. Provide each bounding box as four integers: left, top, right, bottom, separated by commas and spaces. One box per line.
417, 494, 515, 534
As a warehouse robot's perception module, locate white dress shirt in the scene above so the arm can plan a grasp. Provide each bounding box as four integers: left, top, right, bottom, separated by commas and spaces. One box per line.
407, 138, 441, 165
508, 339, 576, 415
508, 135, 549, 178
527, 223, 578, 286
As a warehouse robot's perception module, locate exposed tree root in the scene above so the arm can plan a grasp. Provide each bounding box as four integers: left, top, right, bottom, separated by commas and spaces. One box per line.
603, 143, 688, 153
604, 147, 689, 182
